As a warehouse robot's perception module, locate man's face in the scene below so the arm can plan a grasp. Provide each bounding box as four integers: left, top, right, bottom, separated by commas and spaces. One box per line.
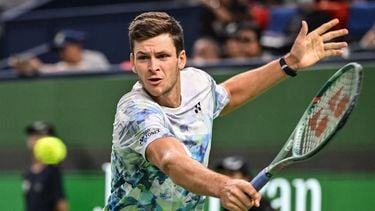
237, 29, 261, 58
59, 43, 83, 64
131, 33, 186, 104
193, 39, 219, 62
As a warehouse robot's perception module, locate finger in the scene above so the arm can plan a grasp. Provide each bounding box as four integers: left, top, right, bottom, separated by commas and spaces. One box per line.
321, 29, 349, 42
296, 20, 308, 40
324, 42, 348, 50
242, 185, 261, 208
245, 185, 262, 207
227, 183, 258, 210
224, 203, 246, 211
313, 18, 340, 35
324, 49, 345, 57
252, 192, 262, 207
229, 189, 251, 210
243, 184, 258, 200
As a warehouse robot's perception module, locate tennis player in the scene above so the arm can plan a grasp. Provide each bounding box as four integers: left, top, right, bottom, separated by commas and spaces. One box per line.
105, 12, 348, 211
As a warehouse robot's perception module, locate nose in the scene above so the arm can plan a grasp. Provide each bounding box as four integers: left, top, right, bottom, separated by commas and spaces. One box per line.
148, 57, 160, 72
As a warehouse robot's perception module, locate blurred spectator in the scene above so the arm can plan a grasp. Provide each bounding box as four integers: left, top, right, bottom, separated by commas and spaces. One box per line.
270, 0, 333, 54
359, 23, 375, 50
223, 33, 243, 58
190, 36, 221, 64
287, 0, 333, 33
199, 0, 252, 43
224, 22, 271, 60
236, 22, 268, 59
247, 1, 270, 32
22, 121, 68, 211
215, 155, 275, 211
314, 0, 349, 30
11, 29, 110, 76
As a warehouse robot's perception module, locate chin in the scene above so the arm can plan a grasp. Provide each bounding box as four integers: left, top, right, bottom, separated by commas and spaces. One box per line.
145, 87, 163, 97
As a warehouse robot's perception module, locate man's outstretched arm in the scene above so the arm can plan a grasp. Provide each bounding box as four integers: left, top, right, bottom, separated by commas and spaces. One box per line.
220, 19, 348, 115
146, 137, 261, 211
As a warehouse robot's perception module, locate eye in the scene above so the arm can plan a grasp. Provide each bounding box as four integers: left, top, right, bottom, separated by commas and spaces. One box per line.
136, 55, 148, 60
157, 53, 170, 60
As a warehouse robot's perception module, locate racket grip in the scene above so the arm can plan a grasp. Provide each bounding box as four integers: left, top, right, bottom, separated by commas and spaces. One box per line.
250, 169, 272, 191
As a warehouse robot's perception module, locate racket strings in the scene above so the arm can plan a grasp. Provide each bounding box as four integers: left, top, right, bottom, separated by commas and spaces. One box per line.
295, 70, 357, 156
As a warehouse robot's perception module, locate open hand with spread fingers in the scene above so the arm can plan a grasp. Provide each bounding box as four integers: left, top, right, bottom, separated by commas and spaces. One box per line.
285, 18, 349, 71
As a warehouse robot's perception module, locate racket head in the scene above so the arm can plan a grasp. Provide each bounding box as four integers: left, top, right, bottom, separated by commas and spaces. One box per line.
291, 62, 363, 160
251, 63, 363, 191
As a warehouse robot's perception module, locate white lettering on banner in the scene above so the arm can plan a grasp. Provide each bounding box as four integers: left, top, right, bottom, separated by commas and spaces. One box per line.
266, 178, 292, 211
293, 178, 321, 211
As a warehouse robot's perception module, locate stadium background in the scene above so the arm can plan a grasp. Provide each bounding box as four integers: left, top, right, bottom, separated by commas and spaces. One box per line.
0, 1, 374, 210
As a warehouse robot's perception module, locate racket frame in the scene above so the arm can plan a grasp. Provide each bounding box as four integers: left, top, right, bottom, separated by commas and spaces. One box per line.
251, 62, 363, 191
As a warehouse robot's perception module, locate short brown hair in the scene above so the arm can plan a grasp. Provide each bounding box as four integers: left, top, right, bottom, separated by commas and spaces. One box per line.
128, 12, 184, 55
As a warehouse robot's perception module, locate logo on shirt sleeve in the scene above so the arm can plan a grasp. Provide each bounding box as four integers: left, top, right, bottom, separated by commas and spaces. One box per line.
139, 128, 161, 145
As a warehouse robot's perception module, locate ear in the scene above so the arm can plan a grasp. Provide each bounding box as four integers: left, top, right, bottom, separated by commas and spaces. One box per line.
177, 50, 187, 70
129, 53, 137, 73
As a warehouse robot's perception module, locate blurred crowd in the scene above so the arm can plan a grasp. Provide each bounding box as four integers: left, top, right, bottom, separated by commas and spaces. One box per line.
2, 0, 375, 76
191, 0, 375, 65
11, 29, 110, 77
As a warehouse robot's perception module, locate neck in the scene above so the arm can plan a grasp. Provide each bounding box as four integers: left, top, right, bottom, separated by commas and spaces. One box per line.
150, 74, 182, 108
152, 83, 181, 107
154, 94, 181, 108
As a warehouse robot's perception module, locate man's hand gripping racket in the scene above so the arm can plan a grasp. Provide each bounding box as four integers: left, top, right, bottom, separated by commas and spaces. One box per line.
251, 62, 363, 191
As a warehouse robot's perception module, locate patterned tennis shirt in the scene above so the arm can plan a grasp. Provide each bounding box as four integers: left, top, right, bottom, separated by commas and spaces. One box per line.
105, 67, 230, 210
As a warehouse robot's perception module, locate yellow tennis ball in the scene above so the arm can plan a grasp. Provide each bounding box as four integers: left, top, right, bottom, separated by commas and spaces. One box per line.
33, 136, 67, 164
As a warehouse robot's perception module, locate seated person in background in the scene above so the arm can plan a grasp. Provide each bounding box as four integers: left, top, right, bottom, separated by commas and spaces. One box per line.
285, 0, 333, 49
236, 22, 269, 60
199, 0, 252, 43
215, 155, 275, 211
12, 29, 110, 76
190, 36, 222, 65
359, 23, 375, 51
224, 22, 271, 60
223, 31, 243, 59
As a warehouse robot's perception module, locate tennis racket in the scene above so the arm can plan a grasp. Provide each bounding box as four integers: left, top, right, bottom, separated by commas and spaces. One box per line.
250, 62, 363, 191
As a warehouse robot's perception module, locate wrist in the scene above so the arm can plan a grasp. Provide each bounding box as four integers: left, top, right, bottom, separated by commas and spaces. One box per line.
283, 53, 299, 70
279, 57, 297, 77
215, 175, 231, 197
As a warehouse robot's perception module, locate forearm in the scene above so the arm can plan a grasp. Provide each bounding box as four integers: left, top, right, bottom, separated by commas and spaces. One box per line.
221, 58, 289, 114
147, 138, 229, 197
163, 153, 229, 197
161, 153, 261, 210
147, 137, 261, 210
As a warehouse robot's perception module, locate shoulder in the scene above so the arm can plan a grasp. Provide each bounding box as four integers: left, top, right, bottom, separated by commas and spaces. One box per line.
117, 85, 159, 110
181, 67, 212, 80
181, 67, 214, 89
116, 87, 163, 120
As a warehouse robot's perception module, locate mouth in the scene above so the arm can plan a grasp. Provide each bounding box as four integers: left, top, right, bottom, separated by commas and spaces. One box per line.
148, 77, 162, 85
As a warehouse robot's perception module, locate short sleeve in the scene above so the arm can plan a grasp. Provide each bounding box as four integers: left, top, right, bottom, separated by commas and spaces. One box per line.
178, 67, 229, 120
212, 80, 230, 119
113, 100, 175, 159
